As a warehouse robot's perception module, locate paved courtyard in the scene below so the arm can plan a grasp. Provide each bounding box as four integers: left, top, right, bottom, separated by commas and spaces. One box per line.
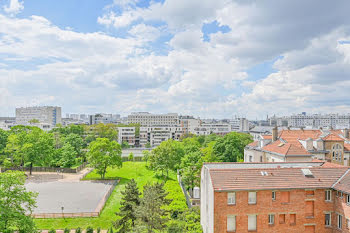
24, 169, 115, 214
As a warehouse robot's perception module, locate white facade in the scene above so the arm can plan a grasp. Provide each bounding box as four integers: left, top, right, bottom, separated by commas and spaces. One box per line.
201, 165, 215, 233
180, 116, 201, 135
289, 113, 350, 129
16, 106, 62, 127
128, 112, 179, 126
230, 118, 249, 132
117, 127, 136, 146
139, 126, 183, 147
192, 123, 231, 136
89, 113, 120, 125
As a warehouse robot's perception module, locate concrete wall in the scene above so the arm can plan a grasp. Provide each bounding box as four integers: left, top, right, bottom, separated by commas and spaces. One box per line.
201, 166, 214, 233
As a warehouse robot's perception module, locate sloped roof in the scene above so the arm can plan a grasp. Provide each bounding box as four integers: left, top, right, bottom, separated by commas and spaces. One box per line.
322, 133, 344, 141
262, 140, 311, 156
209, 167, 349, 191
247, 141, 258, 148
333, 170, 350, 194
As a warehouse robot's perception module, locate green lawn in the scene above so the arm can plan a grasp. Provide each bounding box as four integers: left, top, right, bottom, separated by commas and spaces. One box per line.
34, 162, 187, 230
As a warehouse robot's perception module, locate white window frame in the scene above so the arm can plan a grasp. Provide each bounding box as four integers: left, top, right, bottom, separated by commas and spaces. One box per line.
268, 214, 275, 225
248, 192, 257, 204
228, 192, 236, 205
325, 190, 332, 201
227, 215, 236, 232
338, 214, 343, 229
272, 191, 276, 201
248, 215, 257, 231
325, 213, 331, 226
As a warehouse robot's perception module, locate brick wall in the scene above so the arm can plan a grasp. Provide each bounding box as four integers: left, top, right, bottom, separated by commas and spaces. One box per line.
213, 189, 342, 233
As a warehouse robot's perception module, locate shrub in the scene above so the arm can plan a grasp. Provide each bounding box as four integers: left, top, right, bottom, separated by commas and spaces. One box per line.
76, 227, 82, 233
108, 227, 114, 233
64, 228, 70, 233
48, 230, 56, 233
97, 227, 101, 233
86, 226, 93, 233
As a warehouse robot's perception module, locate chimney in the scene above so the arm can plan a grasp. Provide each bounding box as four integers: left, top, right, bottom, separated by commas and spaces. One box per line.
272, 126, 278, 142
344, 128, 350, 139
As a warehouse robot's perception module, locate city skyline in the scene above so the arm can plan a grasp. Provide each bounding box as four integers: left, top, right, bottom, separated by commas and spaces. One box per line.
1, 0, 350, 119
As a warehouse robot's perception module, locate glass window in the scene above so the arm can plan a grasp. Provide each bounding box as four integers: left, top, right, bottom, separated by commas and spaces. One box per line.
281, 191, 290, 203
248, 215, 257, 231
248, 192, 257, 204
272, 191, 276, 201
338, 214, 343, 229
228, 192, 236, 205
347, 195, 350, 205
268, 214, 274, 225
325, 190, 332, 201
227, 215, 236, 232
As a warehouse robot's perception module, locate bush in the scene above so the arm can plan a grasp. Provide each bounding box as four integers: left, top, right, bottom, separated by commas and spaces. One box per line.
48, 230, 56, 233
97, 227, 101, 233
76, 227, 82, 233
108, 227, 114, 233
86, 226, 93, 233
64, 228, 70, 233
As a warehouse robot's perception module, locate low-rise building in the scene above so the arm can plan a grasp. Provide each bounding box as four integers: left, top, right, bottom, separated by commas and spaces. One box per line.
139, 126, 183, 147
117, 127, 136, 146
245, 128, 350, 165
201, 161, 350, 233
128, 112, 179, 126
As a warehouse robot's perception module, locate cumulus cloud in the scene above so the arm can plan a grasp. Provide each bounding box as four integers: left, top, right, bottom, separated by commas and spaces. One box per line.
3, 0, 24, 15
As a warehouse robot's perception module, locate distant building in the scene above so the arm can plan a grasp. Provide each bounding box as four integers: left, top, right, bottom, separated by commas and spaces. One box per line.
192, 123, 231, 136
230, 118, 249, 132
139, 126, 183, 147
245, 128, 350, 165
128, 112, 179, 126
89, 113, 120, 125
117, 127, 136, 146
179, 115, 201, 135
201, 161, 350, 233
289, 113, 350, 129
16, 106, 61, 127
0, 117, 16, 130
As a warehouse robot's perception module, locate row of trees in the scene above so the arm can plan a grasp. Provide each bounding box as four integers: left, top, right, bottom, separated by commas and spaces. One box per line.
146, 132, 253, 190
114, 179, 201, 233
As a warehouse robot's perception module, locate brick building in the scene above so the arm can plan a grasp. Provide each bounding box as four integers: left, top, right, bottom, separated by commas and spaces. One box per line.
201, 162, 350, 233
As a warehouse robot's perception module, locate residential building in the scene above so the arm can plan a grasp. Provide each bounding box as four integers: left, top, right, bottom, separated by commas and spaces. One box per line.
179, 115, 201, 135
117, 127, 136, 146
139, 126, 183, 147
244, 128, 350, 165
89, 113, 120, 125
192, 123, 231, 136
15, 106, 62, 127
0, 117, 16, 130
289, 113, 350, 129
201, 161, 350, 233
249, 126, 274, 141
230, 117, 250, 132
127, 112, 179, 126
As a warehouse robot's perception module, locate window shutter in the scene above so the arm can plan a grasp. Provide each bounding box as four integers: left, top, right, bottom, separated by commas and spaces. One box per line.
227, 216, 236, 231
248, 215, 257, 231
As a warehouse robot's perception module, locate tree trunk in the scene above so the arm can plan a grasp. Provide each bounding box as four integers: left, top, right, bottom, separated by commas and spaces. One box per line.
29, 162, 33, 175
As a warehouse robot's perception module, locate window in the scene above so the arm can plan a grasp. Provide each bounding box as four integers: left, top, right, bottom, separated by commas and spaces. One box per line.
227, 215, 236, 232
338, 214, 343, 229
332, 144, 343, 162
260, 156, 263, 162
281, 191, 290, 203
347, 195, 350, 205
248, 215, 257, 231
228, 192, 236, 205
249, 155, 253, 162
305, 201, 314, 217
325, 190, 332, 201
279, 214, 286, 224
290, 214, 296, 225
248, 192, 257, 204
268, 214, 275, 225
272, 191, 276, 201
325, 213, 331, 226
339, 191, 343, 198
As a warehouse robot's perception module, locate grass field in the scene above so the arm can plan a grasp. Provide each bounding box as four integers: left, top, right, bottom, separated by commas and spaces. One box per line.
34, 162, 187, 230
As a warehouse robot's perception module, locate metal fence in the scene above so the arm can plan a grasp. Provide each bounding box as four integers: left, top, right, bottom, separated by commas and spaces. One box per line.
0, 162, 88, 174
177, 172, 192, 208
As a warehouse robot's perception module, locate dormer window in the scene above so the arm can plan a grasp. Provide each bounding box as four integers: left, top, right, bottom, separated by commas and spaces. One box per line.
332, 144, 343, 162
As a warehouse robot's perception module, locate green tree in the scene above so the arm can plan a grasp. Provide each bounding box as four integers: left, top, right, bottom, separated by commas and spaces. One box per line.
0, 129, 9, 155
142, 150, 150, 167
213, 132, 252, 162
135, 182, 171, 233
201, 141, 221, 162
128, 152, 134, 161
150, 140, 184, 178
114, 179, 141, 232
0, 171, 38, 233
28, 119, 40, 124
180, 151, 203, 190
59, 143, 77, 168
64, 133, 84, 156
145, 142, 151, 149
121, 141, 130, 149
181, 137, 201, 154
87, 138, 122, 179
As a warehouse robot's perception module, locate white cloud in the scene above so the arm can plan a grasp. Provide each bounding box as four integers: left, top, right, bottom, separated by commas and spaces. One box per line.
3, 0, 24, 15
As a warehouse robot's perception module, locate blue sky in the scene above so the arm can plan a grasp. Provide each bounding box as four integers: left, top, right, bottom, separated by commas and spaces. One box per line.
1, 0, 350, 119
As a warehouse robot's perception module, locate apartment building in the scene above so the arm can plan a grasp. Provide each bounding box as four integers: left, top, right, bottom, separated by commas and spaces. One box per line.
15, 106, 62, 127
201, 162, 350, 233
192, 123, 231, 136
127, 112, 179, 126
289, 113, 350, 129
139, 126, 183, 147
117, 127, 136, 146
89, 113, 120, 125
244, 128, 350, 165
179, 115, 201, 135
230, 118, 250, 132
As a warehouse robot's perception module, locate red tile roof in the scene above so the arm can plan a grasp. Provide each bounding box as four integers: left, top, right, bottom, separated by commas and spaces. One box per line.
209, 167, 349, 191
322, 133, 344, 141
247, 141, 258, 147
262, 135, 272, 140
333, 170, 350, 194
262, 140, 311, 156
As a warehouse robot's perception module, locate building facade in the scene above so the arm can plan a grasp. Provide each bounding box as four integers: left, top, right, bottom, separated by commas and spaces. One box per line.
289, 113, 350, 129
127, 112, 179, 126
15, 106, 62, 127
244, 128, 350, 165
117, 127, 136, 146
139, 126, 183, 147
201, 162, 350, 233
